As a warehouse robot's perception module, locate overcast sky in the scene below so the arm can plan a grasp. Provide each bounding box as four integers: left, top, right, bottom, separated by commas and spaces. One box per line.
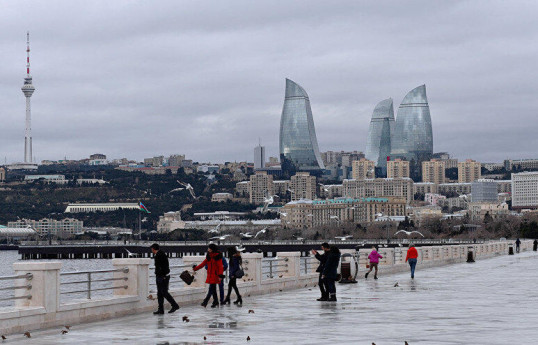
1, 1, 537, 164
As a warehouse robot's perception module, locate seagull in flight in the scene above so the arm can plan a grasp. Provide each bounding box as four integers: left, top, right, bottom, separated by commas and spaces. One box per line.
236, 245, 246, 252
124, 248, 138, 257
335, 235, 352, 241
208, 223, 221, 234
255, 227, 267, 238
177, 181, 196, 199
210, 234, 231, 241
394, 230, 425, 237
293, 235, 304, 241
329, 215, 340, 221
240, 232, 254, 239
318, 183, 329, 192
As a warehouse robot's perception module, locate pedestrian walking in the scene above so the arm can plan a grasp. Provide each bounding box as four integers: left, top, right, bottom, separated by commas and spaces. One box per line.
311, 242, 330, 301
193, 244, 225, 308
515, 238, 521, 253
321, 246, 341, 302
223, 247, 243, 305
205, 254, 228, 305
533, 239, 537, 251
365, 246, 383, 280
405, 244, 418, 279
150, 243, 180, 315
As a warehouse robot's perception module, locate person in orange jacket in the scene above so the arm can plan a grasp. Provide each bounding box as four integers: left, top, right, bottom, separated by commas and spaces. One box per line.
193, 244, 225, 308
405, 244, 418, 279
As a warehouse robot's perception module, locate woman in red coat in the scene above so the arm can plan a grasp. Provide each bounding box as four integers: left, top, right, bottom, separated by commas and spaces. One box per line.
193, 244, 224, 308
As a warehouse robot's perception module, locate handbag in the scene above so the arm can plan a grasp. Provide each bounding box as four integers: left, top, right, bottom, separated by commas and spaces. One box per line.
235, 263, 245, 279
179, 270, 195, 285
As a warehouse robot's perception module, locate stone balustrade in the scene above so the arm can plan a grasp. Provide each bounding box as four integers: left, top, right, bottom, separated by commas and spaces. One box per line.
0, 240, 534, 335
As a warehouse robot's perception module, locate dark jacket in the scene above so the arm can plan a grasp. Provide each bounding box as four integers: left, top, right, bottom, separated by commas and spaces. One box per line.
315, 252, 327, 273
229, 256, 242, 278
154, 250, 170, 277
194, 251, 224, 284
322, 247, 341, 280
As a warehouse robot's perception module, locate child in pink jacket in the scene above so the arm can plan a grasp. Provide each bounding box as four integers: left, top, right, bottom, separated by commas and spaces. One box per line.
365, 246, 383, 280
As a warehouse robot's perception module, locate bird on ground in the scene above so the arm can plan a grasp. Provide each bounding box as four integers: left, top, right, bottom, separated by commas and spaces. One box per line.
1, 335, 6, 340
240, 232, 253, 239
61, 330, 68, 334
335, 235, 353, 241
64, 325, 71, 330
204, 336, 207, 340
147, 294, 155, 300
209, 234, 231, 241
255, 227, 267, 238
24, 332, 31, 338
405, 342, 409, 345
394, 230, 424, 237
208, 223, 222, 234
394, 282, 399, 287
248, 310, 255, 314
182, 316, 190, 322
247, 336, 251, 341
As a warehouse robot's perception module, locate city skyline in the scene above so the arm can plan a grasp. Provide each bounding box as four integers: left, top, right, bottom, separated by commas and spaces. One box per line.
1, 1, 538, 164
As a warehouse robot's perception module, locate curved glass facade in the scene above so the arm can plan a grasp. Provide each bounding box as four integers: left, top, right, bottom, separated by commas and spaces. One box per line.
365, 98, 394, 173
391, 85, 433, 162
279, 79, 325, 174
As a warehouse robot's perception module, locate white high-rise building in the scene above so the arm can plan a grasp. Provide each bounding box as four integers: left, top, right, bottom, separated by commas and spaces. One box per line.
254, 143, 265, 170
512, 172, 538, 210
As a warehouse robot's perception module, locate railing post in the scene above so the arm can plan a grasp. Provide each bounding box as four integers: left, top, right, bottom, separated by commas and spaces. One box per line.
241, 253, 263, 288
87, 272, 92, 299
277, 252, 300, 278
112, 258, 151, 298
13, 261, 61, 312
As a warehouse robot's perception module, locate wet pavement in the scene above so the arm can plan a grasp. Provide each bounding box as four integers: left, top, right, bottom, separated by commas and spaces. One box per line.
4, 251, 538, 345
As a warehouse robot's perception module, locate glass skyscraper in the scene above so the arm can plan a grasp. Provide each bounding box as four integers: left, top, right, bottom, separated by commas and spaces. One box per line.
279, 78, 325, 175
365, 98, 394, 174
391, 85, 433, 175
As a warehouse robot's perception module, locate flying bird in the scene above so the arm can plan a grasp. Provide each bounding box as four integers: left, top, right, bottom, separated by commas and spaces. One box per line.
209, 234, 231, 241
329, 215, 340, 221
208, 223, 222, 234
240, 232, 253, 239
255, 227, 267, 238
394, 230, 424, 237
293, 235, 304, 241
124, 248, 138, 257
335, 235, 352, 241
318, 183, 329, 192
177, 181, 196, 199
236, 245, 246, 252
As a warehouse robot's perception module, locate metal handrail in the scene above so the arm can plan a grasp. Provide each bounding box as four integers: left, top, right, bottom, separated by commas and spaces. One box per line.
62, 277, 127, 285
150, 264, 190, 270
0, 273, 33, 281
0, 295, 32, 302
62, 286, 127, 295
0, 284, 31, 292
61, 267, 128, 276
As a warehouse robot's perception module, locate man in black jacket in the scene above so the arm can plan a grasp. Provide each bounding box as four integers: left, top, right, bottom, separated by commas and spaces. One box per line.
322, 246, 341, 302
150, 243, 179, 314
311, 242, 330, 301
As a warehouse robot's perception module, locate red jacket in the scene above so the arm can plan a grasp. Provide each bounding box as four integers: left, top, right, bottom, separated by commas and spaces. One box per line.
194, 252, 224, 284
406, 247, 418, 262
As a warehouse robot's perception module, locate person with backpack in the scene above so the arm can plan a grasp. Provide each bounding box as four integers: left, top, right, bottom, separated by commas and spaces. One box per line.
365, 246, 383, 280
193, 244, 225, 308
223, 247, 243, 305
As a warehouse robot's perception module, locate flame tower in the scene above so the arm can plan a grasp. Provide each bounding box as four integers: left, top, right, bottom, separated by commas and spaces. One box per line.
21, 32, 35, 164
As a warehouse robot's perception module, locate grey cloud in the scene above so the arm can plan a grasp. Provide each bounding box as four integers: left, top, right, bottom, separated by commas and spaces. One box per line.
1, 0, 537, 163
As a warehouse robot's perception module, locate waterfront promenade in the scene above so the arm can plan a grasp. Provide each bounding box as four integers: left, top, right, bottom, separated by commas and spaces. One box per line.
5, 251, 537, 344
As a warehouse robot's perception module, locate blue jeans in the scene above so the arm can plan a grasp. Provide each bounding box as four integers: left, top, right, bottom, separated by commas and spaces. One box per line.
408, 259, 417, 278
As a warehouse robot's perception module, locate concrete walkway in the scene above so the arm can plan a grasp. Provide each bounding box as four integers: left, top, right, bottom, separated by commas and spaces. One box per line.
4, 251, 537, 345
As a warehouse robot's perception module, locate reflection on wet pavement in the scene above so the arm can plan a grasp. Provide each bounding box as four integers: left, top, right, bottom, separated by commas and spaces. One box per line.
7, 252, 538, 344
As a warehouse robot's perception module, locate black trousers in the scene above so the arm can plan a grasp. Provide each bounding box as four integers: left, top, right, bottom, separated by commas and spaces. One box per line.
318, 274, 327, 298
323, 277, 336, 295
204, 283, 218, 304
156, 275, 178, 310
226, 277, 241, 299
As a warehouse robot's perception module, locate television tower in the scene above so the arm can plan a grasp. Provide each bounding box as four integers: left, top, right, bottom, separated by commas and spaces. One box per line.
21, 31, 35, 164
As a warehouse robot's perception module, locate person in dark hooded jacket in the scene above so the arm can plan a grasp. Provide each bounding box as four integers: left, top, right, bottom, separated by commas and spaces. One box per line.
321, 246, 341, 302
311, 242, 330, 301
193, 244, 224, 308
